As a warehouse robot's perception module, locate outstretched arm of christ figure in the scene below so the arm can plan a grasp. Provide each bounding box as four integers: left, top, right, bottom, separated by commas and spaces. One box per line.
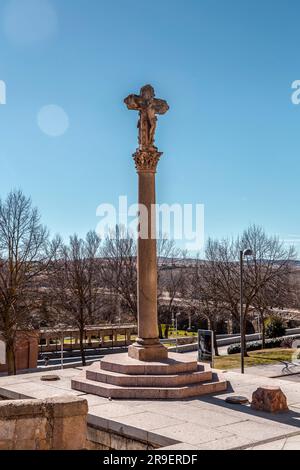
124, 94, 142, 110
153, 99, 169, 115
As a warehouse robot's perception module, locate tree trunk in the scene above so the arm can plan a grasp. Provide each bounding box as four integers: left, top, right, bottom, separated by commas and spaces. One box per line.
164, 324, 169, 339
79, 327, 86, 367
6, 341, 16, 376
227, 317, 233, 334
213, 331, 219, 356
243, 317, 249, 357
158, 323, 163, 339
261, 315, 266, 349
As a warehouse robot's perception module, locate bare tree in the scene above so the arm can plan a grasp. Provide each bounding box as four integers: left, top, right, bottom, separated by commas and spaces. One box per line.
101, 228, 190, 338
0, 190, 54, 374
205, 237, 240, 328
157, 239, 187, 338
50, 231, 101, 366
251, 260, 294, 348
205, 225, 296, 355
100, 226, 137, 321
239, 225, 296, 354
187, 258, 229, 355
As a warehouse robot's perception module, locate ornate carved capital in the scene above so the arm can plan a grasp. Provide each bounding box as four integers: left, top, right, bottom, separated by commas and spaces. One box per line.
133, 148, 163, 173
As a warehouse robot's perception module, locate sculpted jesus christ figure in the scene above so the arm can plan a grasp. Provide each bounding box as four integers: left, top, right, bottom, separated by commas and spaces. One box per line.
124, 84, 169, 150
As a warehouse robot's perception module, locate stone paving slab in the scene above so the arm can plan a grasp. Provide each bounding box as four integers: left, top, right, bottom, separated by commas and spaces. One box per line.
195, 435, 257, 450
162, 443, 199, 450
90, 402, 146, 419
231, 363, 300, 378
0, 368, 79, 384
106, 411, 185, 432
217, 419, 297, 441
280, 375, 300, 383
249, 439, 286, 450
82, 393, 108, 406
291, 403, 300, 409
0, 369, 83, 400
1, 366, 300, 450
281, 441, 300, 450
248, 434, 300, 450
134, 401, 248, 427
155, 422, 235, 446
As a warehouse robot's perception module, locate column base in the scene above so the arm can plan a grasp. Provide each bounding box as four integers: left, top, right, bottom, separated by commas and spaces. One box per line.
128, 340, 168, 362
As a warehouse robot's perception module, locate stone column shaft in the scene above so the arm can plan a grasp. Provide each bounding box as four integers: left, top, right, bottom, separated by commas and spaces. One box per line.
128, 149, 168, 361
137, 172, 158, 341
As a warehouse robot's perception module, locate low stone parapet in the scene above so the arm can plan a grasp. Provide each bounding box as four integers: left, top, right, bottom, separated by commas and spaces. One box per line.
0, 395, 88, 450
168, 342, 198, 353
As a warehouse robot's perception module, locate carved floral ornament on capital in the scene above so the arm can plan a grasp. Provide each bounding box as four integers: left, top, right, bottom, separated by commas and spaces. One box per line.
133, 148, 163, 173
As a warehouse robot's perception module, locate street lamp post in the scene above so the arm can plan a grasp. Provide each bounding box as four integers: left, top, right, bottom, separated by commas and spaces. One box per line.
172, 313, 175, 333
240, 249, 253, 374
175, 312, 181, 353
187, 313, 192, 332
61, 332, 64, 371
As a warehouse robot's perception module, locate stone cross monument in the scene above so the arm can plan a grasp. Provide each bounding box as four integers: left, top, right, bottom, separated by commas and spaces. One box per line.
71, 87, 227, 398
124, 84, 169, 361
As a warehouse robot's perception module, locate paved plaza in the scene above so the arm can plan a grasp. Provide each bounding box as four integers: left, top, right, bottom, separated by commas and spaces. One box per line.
231, 362, 300, 379
0, 358, 300, 450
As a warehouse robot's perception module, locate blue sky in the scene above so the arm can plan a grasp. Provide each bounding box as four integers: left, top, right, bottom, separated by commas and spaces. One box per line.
0, 0, 300, 253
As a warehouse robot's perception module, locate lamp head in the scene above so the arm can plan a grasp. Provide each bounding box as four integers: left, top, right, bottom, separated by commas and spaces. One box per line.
243, 249, 253, 257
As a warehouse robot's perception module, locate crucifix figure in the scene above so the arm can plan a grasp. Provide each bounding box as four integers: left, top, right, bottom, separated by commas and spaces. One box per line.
124, 84, 169, 150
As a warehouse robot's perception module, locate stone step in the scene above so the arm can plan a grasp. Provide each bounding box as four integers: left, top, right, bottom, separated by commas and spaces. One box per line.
71, 374, 227, 400
86, 364, 212, 387
100, 352, 198, 376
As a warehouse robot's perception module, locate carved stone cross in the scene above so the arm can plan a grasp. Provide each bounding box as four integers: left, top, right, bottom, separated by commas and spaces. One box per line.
124, 84, 169, 150
124, 85, 169, 361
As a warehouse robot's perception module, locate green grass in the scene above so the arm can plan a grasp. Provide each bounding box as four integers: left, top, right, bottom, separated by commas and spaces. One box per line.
214, 348, 298, 370
161, 326, 197, 338
63, 335, 129, 344
169, 330, 197, 338
164, 343, 176, 348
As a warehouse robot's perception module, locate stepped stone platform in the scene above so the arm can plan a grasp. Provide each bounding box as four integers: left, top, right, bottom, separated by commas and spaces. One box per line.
71, 353, 227, 399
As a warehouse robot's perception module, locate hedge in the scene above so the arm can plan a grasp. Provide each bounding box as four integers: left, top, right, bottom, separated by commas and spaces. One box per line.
227, 335, 300, 355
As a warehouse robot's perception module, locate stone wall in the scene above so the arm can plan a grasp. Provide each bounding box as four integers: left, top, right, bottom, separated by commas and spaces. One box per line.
87, 425, 157, 451
0, 331, 39, 374
0, 395, 88, 450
